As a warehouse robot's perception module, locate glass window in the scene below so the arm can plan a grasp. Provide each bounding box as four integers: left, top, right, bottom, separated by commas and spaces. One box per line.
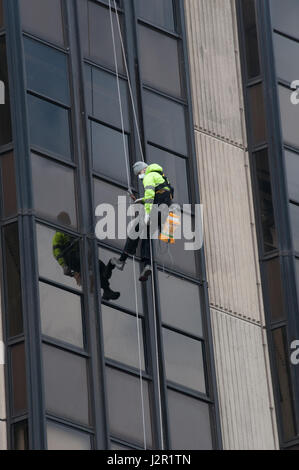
19, 0, 65, 46
106, 367, 153, 448
241, 0, 260, 79
158, 271, 202, 336
0, 1, 3, 29
290, 204, 299, 253
24, 37, 70, 105
0, 37, 12, 146
254, 150, 278, 253
78, 0, 124, 73
11, 343, 27, 415
110, 441, 131, 450
39, 282, 83, 349
43, 344, 90, 425
279, 85, 299, 150
248, 84, 267, 145
3, 224, 23, 337
85, 65, 130, 131
102, 304, 145, 370
99, 247, 143, 314
1, 153, 17, 217
13, 421, 29, 450
264, 258, 285, 322
168, 389, 212, 450
147, 145, 189, 206
296, 259, 299, 301
144, 90, 188, 156
270, 0, 299, 40
47, 421, 91, 450
285, 150, 299, 203
273, 33, 299, 84
90, 120, 130, 185
36, 224, 82, 292
139, 25, 182, 97
31, 153, 77, 228
135, 0, 175, 31
163, 328, 206, 393
28, 94, 72, 160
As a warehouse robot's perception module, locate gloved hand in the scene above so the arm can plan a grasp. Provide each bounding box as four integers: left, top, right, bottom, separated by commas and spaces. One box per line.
144, 213, 150, 226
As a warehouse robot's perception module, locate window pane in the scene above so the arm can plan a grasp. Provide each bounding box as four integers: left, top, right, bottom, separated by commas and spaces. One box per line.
3, 224, 23, 337
144, 90, 187, 156
290, 204, 299, 252
163, 328, 206, 393
110, 441, 131, 450
168, 389, 212, 450
0, 37, 12, 146
24, 37, 70, 105
264, 258, 285, 322
0, 0, 3, 29
106, 367, 153, 448
36, 224, 82, 292
147, 145, 189, 206
47, 421, 91, 450
254, 150, 278, 253
273, 33, 299, 84
13, 421, 29, 450
241, 0, 260, 79
248, 84, 267, 145
285, 150, 299, 203
31, 153, 77, 228
1, 153, 17, 217
270, 0, 299, 40
139, 25, 181, 97
279, 85, 299, 150
158, 271, 202, 336
11, 343, 27, 415
85, 65, 129, 131
39, 282, 83, 349
43, 344, 90, 425
102, 304, 145, 370
91, 120, 130, 185
99, 247, 143, 314
28, 94, 71, 160
135, 0, 175, 31
296, 259, 299, 301
19, 0, 65, 46
78, 0, 124, 73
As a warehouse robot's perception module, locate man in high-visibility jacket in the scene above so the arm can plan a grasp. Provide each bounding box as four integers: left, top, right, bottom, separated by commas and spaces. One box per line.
111, 162, 173, 282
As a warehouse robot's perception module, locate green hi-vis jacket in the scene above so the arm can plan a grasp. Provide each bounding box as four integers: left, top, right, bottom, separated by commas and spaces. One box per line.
142, 164, 170, 215
52, 231, 73, 267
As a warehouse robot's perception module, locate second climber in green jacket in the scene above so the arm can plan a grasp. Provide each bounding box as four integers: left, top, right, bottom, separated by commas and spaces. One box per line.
111, 162, 173, 282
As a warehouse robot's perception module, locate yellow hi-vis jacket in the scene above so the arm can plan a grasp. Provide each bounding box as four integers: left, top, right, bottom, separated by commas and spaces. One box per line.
142, 164, 171, 214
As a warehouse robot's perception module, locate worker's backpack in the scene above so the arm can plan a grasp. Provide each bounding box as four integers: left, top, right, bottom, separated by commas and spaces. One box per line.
155, 170, 174, 199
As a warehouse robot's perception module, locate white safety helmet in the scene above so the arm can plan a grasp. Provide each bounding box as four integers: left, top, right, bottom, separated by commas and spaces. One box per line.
133, 161, 148, 176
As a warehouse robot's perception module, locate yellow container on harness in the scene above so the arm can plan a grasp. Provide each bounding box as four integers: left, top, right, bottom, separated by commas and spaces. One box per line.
159, 212, 180, 244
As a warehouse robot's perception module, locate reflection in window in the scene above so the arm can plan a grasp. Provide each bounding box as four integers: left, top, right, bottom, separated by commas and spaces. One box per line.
43, 344, 90, 425
19, 0, 65, 46
13, 421, 29, 450
102, 304, 145, 370
106, 367, 153, 448
273, 33, 299, 85
264, 258, 285, 322
270, 0, 299, 41
158, 271, 202, 336
272, 328, 297, 441
47, 421, 91, 450
254, 150, 278, 253
78, 0, 124, 73
279, 85, 299, 150
290, 204, 299, 253
248, 84, 267, 145
168, 389, 212, 450
24, 37, 70, 105
110, 441, 131, 450
0, 37, 12, 146
91, 120, 130, 185
31, 153, 77, 228
1, 153, 17, 218
285, 150, 299, 203
144, 90, 187, 156
36, 224, 82, 291
39, 282, 83, 349
163, 328, 206, 393
3, 224, 23, 337
240, 0, 260, 79
139, 25, 182, 97
28, 94, 72, 160
135, 0, 175, 31
11, 343, 27, 416
85, 65, 130, 131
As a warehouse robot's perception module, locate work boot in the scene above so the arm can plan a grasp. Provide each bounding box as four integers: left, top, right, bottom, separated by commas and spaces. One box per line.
139, 265, 152, 282
102, 289, 120, 301
110, 257, 126, 271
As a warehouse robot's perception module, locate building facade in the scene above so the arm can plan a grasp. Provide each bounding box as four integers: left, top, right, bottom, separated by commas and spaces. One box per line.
0, 0, 297, 451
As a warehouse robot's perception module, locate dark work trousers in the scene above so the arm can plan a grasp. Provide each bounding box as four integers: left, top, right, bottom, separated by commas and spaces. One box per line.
121, 191, 172, 265
65, 248, 111, 291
